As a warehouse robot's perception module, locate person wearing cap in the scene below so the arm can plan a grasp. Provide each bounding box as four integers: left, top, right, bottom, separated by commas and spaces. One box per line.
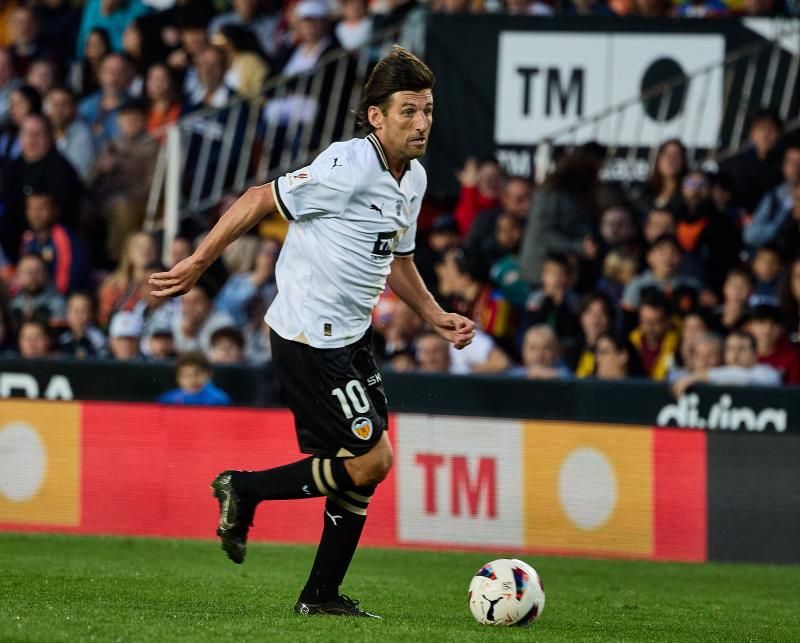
108, 310, 143, 361
744, 303, 800, 385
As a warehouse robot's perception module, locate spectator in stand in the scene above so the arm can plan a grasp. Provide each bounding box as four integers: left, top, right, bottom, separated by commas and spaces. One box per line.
75, 0, 150, 60
505, 0, 555, 15
144, 63, 180, 138
17, 318, 53, 359
0, 113, 83, 263
671, 330, 781, 397
20, 192, 90, 295
522, 253, 582, 356
772, 182, 800, 262
172, 283, 234, 355
214, 237, 279, 327
596, 248, 639, 307
676, 169, 741, 295
415, 330, 449, 373
675, 0, 730, 16
145, 324, 176, 361
0, 83, 41, 163
436, 247, 517, 359
9, 253, 66, 331
90, 98, 159, 261
744, 303, 800, 385
779, 257, 800, 343
567, 291, 616, 377
78, 52, 131, 147
34, 0, 82, 65
0, 48, 21, 127
185, 45, 234, 110
108, 309, 143, 361
709, 170, 744, 228
374, 297, 423, 366
743, 143, 800, 250
209, 0, 282, 61
120, 19, 147, 93
623, 234, 702, 312
720, 109, 784, 215
97, 231, 156, 326
593, 332, 644, 380
9, 6, 50, 78
467, 176, 532, 279
209, 326, 246, 365
58, 291, 108, 359
25, 59, 57, 98
642, 207, 676, 247
448, 327, 511, 374
519, 145, 603, 285
628, 290, 680, 380
158, 351, 231, 405
509, 325, 572, 380
453, 157, 502, 237
415, 213, 460, 294
668, 325, 720, 382
633, 139, 687, 217
70, 27, 111, 98
167, 18, 210, 103
597, 205, 638, 257
750, 244, 783, 300
715, 266, 754, 332
44, 86, 95, 183
212, 24, 269, 100
336, 0, 372, 52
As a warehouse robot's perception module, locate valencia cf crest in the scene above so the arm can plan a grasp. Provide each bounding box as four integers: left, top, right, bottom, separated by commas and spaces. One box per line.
351, 417, 373, 441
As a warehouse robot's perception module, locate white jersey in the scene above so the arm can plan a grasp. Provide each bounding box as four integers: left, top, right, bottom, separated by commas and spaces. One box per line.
266, 132, 425, 348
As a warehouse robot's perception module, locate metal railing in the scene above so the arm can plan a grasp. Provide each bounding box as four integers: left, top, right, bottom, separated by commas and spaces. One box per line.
144, 25, 415, 262
533, 22, 800, 183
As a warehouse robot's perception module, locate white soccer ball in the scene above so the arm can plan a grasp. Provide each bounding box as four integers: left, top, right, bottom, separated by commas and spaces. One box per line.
468, 558, 545, 627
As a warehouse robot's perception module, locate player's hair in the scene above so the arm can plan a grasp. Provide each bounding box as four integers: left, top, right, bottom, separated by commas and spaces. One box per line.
176, 351, 211, 373
355, 45, 435, 132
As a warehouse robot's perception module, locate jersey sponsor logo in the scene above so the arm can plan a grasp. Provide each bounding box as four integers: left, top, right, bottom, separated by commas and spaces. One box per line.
285, 168, 313, 191
323, 323, 332, 337
351, 417, 373, 441
371, 231, 397, 257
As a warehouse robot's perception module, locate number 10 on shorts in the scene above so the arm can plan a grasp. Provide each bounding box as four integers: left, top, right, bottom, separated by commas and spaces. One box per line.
332, 380, 370, 418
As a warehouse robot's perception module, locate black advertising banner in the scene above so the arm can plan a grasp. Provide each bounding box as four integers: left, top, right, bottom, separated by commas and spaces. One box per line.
707, 432, 800, 564
425, 16, 800, 198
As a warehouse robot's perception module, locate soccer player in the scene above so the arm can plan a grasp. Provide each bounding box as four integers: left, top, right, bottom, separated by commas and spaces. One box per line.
149, 46, 475, 618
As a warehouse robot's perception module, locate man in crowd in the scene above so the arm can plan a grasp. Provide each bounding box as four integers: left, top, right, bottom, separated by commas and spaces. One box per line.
9, 253, 66, 330
44, 86, 96, 183
78, 52, 131, 147
628, 290, 679, 380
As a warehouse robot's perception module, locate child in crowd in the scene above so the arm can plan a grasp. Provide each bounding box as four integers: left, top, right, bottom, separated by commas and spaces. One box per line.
58, 292, 108, 359
158, 351, 231, 406
750, 245, 784, 300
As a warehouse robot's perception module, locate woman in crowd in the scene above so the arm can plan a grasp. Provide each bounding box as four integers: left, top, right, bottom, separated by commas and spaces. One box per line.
0, 83, 41, 162
145, 63, 181, 139
70, 27, 111, 97
633, 138, 688, 215
567, 291, 616, 377
97, 231, 156, 327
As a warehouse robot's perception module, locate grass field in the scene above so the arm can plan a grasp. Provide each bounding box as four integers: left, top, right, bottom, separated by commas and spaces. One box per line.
1, 533, 798, 642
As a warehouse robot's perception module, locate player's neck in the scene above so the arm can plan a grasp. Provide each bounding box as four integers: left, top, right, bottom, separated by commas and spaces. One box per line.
372, 131, 409, 181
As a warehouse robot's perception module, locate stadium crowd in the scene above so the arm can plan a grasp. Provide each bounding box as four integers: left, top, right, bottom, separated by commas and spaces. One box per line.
0, 0, 799, 393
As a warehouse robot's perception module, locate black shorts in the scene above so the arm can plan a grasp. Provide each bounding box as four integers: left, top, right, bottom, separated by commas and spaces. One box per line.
270, 328, 388, 457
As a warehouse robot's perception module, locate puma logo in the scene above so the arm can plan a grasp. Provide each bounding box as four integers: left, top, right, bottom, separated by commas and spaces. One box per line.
302, 485, 311, 495
483, 595, 503, 622
331, 157, 342, 169
326, 510, 342, 526
369, 203, 384, 217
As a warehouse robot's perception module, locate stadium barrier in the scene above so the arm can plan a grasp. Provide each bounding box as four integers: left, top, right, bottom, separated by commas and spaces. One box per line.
1, 367, 798, 564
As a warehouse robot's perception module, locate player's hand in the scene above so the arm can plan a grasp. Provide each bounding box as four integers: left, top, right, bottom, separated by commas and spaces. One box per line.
432, 312, 475, 350
149, 257, 205, 298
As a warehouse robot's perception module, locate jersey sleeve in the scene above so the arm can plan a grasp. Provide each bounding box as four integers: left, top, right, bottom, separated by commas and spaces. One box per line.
393, 219, 417, 257
271, 146, 355, 222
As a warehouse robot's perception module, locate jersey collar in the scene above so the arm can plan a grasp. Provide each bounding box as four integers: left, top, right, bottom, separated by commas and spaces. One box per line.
366, 132, 410, 178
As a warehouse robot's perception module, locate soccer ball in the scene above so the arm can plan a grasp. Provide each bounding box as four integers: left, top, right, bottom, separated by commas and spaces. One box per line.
468, 558, 545, 627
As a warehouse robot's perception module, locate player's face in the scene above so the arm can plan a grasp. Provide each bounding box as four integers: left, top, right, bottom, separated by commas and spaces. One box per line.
378, 90, 433, 162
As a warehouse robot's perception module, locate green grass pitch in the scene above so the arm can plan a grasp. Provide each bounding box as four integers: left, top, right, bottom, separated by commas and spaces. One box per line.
1, 533, 798, 642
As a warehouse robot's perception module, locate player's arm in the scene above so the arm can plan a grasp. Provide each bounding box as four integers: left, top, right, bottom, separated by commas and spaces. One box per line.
389, 255, 475, 349
150, 183, 277, 297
